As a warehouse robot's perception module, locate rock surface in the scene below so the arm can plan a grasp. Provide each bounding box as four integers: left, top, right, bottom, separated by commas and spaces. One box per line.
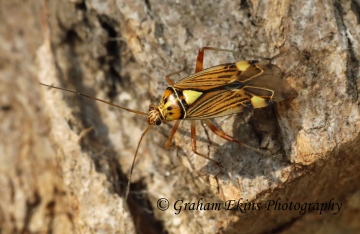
1, 0, 359, 233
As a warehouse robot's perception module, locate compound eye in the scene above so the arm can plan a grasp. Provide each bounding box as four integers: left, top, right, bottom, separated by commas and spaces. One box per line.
155, 118, 161, 125
149, 107, 154, 111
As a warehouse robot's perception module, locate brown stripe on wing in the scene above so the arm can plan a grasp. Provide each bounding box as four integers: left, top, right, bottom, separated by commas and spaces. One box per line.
186, 89, 260, 119
174, 63, 240, 91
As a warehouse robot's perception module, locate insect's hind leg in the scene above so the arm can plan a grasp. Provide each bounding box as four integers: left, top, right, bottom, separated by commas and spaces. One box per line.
195, 47, 235, 72
202, 119, 271, 156
196, 47, 271, 73
166, 47, 229, 85
167, 47, 238, 84
190, 120, 222, 169
168, 46, 255, 84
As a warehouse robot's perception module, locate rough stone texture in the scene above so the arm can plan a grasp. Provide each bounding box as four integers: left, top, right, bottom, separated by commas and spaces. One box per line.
1, 0, 359, 233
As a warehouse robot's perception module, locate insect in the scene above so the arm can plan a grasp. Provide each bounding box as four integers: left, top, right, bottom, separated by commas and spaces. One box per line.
40, 47, 292, 200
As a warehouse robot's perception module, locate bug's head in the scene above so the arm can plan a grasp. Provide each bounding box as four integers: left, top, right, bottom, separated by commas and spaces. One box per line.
147, 105, 163, 125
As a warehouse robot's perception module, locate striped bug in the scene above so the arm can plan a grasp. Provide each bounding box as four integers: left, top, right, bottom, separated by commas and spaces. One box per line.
40, 47, 292, 200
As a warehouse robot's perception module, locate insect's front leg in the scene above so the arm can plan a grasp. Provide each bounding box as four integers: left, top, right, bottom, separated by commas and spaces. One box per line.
164, 120, 181, 149
202, 119, 271, 156
166, 70, 185, 85
190, 120, 222, 169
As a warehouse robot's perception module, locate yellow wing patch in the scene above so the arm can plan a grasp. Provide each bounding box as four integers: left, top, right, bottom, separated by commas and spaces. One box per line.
235, 61, 251, 71
183, 90, 203, 105
250, 96, 268, 108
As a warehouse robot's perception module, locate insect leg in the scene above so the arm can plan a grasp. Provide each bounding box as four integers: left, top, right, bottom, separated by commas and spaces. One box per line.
196, 47, 247, 72
190, 120, 221, 167
166, 70, 185, 85
196, 47, 270, 72
202, 119, 271, 156
164, 120, 181, 149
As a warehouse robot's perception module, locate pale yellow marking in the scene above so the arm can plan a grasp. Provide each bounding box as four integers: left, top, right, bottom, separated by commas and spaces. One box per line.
235, 61, 251, 71
170, 86, 187, 119
183, 90, 203, 105
251, 96, 267, 108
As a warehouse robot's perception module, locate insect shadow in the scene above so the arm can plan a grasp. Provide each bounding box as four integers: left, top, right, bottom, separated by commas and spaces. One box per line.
199, 105, 290, 188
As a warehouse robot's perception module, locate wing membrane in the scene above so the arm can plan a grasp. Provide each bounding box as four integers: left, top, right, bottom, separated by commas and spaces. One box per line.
239, 62, 291, 101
